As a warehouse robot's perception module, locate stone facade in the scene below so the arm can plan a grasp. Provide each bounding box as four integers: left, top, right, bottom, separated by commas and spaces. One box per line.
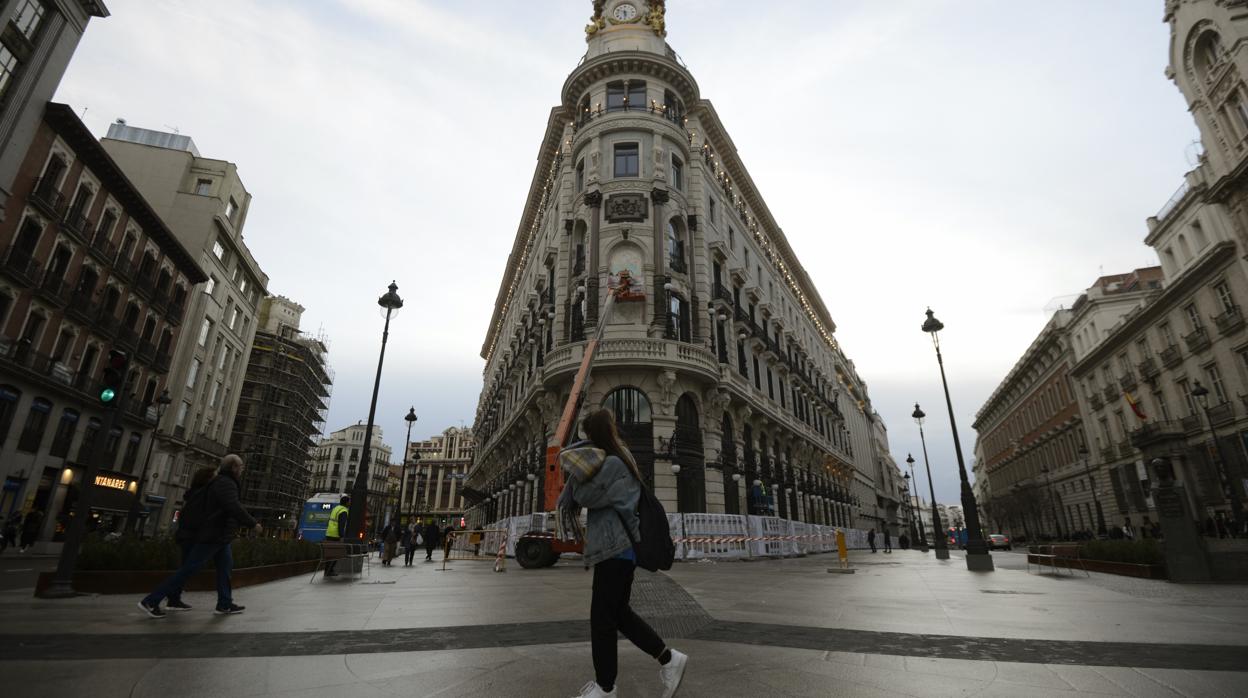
0, 103, 206, 550
100, 124, 268, 531
404, 426, 474, 527
0, 1, 108, 220
309, 423, 393, 533
466, 1, 897, 528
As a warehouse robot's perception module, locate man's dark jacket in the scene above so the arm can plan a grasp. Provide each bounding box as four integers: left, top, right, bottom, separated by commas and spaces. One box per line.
422, 523, 440, 548
198, 470, 258, 544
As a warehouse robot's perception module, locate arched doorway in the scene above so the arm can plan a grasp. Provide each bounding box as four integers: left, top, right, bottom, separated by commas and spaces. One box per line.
673, 394, 704, 513
602, 387, 654, 487
721, 413, 738, 515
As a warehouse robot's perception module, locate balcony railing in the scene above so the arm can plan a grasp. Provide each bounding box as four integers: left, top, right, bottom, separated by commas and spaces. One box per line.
1137, 356, 1159, 380
1, 245, 43, 286
153, 350, 171, 373
669, 254, 687, 274
192, 434, 227, 457
28, 177, 65, 217
713, 282, 733, 306
1160, 344, 1182, 368
1102, 384, 1118, 402
1118, 372, 1138, 391
1131, 420, 1186, 448
1207, 401, 1235, 426
36, 272, 71, 307
136, 339, 156, 364
89, 228, 117, 261
1117, 439, 1134, 459
66, 290, 97, 323
1181, 413, 1203, 433
1184, 327, 1211, 353
733, 306, 751, 325
1088, 393, 1104, 410
1100, 445, 1115, 462
62, 210, 91, 239
1214, 306, 1245, 336
165, 300, 185, 326
116, 325, 139, 350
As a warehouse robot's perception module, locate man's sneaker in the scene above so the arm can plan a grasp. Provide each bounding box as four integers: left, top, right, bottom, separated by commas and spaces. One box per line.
213, 604, 245, 615
137, 600, 165, 619
166, 600, 192, 611
659, 649, 688, 698
572, 680, 615, 697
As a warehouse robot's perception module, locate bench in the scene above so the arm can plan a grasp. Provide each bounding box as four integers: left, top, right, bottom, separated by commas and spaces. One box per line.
309, 541, 370, 582
1027, 544, 1090, 577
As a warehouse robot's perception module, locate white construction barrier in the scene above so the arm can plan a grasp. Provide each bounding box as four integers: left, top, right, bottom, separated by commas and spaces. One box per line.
678, 513, 751, 560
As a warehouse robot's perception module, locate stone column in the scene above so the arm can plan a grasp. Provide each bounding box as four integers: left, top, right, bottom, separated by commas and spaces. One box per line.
650, 188, 670, 335
585, 190, 603, 328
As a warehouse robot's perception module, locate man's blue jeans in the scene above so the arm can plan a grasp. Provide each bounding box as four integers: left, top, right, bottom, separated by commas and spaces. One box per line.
142, 541, 233, 609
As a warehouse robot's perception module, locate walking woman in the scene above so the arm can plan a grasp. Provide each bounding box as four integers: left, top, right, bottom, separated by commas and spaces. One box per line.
559, 409, 688, 698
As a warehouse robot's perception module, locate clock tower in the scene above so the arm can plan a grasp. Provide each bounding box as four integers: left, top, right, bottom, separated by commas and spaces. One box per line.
584, 0, 667, 60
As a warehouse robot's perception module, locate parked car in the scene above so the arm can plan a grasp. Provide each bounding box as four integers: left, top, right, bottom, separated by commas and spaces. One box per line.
987, 533, 1011, 550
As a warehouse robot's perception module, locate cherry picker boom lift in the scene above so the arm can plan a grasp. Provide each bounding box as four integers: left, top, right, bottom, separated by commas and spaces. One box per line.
512, 273, 635, 568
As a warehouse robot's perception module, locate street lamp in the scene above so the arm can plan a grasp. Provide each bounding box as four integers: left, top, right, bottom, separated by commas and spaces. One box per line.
125, 389, 173, 535
913, 404, 948, 560
399, 408, 417, 524
1076, 444, 1107, 537
921, 308, 993, 571
346, 281, 403, 542
905, 453, 929, 551
1191, 380, 1244, 532
1040, 463, 1064, 541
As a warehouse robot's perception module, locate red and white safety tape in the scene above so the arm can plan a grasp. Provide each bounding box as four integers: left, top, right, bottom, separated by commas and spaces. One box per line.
674, 533, 844, 544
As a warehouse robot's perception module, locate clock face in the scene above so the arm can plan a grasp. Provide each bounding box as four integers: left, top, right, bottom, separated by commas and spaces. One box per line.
614, 3, 637, 21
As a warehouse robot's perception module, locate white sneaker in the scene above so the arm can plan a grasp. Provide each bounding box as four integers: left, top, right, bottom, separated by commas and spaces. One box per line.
573, 680, 616, 697
659, 649, 688, 698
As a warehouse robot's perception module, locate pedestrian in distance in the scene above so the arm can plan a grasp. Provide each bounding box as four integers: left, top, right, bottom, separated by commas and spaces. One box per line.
19, 508, 43, 552
560, 408, 687, 698
137, 454, 260, 618
323, 495, 350, 578
164, 466, 218, 611
401, 521, 416, 566
883, 528, 892, 553
1, 512, 18, 554
867, 528, 877, 553
1122, 516, 1136, 541
381, 521, 398, 566
423, 519, 440, 561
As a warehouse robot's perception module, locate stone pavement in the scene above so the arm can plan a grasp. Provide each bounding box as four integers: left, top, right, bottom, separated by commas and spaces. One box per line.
1, 549, 1247, 696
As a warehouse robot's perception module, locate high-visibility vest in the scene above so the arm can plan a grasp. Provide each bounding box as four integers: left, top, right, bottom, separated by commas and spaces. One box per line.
327, 505, 348, 538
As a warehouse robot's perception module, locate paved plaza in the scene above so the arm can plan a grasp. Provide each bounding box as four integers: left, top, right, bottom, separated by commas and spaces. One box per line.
1, 549, 1247, 696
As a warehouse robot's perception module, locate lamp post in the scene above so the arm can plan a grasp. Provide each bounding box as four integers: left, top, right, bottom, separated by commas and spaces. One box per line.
1076, 444, 1107, 537
1191, 380, 1244, 532
901, 473, 917, 547
913, 404, 948, 559
125, 389, 172, 536
346, 282, 403, 542
905, 453, 929, 551
1040, 464, 1064, 540
398, 408, 417, 525
921, 309, 993, 571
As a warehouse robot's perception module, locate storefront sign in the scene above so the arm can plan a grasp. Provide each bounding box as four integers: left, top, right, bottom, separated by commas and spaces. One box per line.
94, 475, 129, 491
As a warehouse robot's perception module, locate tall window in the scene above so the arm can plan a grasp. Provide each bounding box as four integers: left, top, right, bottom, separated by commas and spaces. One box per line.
1214, 281, 1236, 314
613, 143, 639, 178
606, 82, 626, 111
1159, 322, 1175, 347
671, 154, 683, 190
576, 158, 585, 191
602, 387, 652, 424
627, 81, 646, 108
1184, 303, 1203, 331
1177, 378, 1195, 415
198, 318, 212, 346
212, 238, 226, 261
667, 294, 690, 342
666, 221, 685, 272
77, 418, 102, 463
12, 0, 45, 40
204, 275, 217, 296
195, 178, 212, 195
17, 398, 52, 453
0, 46, 16, 103
1206, 363, 1228, 403
225, 196, 239, 221
708, 197, 716, 224
121, 432, 142, 472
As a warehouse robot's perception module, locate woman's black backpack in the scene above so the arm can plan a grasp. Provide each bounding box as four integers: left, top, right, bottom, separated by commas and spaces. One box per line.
618, 485, 675, 572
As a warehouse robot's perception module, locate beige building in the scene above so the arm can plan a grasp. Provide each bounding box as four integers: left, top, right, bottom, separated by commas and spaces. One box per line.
99, 123, 268, 530
0, 1, 108, 220
404, 426, 474, 527
467, 1, 889, 529
309, 423, 393, 533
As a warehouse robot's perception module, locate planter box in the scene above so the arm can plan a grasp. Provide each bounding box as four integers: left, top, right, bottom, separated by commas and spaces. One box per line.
35, 559, 319, 596
1027, 554, 1166, 579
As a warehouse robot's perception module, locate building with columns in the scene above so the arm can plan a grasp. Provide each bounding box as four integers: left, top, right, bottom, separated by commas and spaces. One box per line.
309, 423, 393, 534
466, 1, 892, 528
404, 426, 474, 527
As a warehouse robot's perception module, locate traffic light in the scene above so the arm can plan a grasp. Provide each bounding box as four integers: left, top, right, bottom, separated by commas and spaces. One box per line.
100, 350, 128, 405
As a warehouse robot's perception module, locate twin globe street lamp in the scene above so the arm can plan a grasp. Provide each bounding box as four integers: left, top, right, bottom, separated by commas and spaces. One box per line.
345, 282, 403, 542
921, 308, 994, 571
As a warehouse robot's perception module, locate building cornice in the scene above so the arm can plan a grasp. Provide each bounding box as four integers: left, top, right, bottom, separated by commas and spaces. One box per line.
561, 50, 700, 110
973, 311, 1070, 430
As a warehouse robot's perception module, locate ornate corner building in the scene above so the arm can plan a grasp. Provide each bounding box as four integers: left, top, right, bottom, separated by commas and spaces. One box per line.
466, 1, 898, 529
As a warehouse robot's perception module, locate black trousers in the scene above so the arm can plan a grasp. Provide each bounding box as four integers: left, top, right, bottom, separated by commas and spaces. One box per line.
592, 558, 665, 689
325, 536, 340, 574
425, 542, 436, 560
404, 545, 416, 565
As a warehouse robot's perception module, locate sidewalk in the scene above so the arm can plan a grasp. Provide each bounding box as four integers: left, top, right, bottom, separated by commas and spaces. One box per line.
1, 549, 1246, 696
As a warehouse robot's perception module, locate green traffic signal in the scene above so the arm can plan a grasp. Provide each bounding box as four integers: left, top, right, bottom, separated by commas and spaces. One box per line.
100, 388, 116, 403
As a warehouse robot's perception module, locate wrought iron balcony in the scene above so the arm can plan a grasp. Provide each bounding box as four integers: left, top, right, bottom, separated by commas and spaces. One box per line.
1207, 400, 1235, 426
1100, 445, 1116, 462
66, 290, 97, 324
1160, 344, 1182, 368
115, 325, 139, 350
89, 228, 117, 262
28, 177, 65, 217
94, 308, 120, 338
1088, 393, 1104, 410
713, 282, 733, 307
36, 272, 71, 307
1136, 356, 1159, 381
1131, 420, 1185, 448
1118, 372, 1138, 391
136, 339, 156, 364
733, 306, 751, 325
1214, 306, 1245, 336
62, 210, 91, 239
1181, 413, 1203, 433
1, 245, 43, 286
1102, 383, 1118, 402
1117, 439, 1134, 459
1184, 327, 1211, 354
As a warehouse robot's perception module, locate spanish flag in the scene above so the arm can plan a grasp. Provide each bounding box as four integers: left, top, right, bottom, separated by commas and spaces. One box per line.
1124, 391, 1147, 421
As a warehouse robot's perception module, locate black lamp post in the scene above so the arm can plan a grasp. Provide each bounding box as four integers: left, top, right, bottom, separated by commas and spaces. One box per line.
1191, 380, 1244, 532
905, 453, 929, 551
913, 405, 947, 559
126, 389, 172, 535
346, 282, 403, 542
901, 473, 917, 546
921, 309, 993, 571
1077, 443, 1107, 537
399, 408, 417, 524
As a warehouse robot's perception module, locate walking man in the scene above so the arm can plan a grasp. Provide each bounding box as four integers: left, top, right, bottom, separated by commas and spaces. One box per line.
883, 528, 892, 553
401, 521, 416, 566
867, 528, 877, 553
323, 495, 350, 577
137, 454, 259, 618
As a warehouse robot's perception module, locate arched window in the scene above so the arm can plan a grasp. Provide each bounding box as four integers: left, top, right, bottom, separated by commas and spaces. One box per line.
667, 220, 685, 272
1194, 31, 1225, 81
1178, 233, 1193, 261
1192, 221, 1209, 249
602, 387, 652, 425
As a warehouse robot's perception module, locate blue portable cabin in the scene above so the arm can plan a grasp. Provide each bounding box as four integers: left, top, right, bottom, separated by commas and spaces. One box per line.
297, 493, 343, 542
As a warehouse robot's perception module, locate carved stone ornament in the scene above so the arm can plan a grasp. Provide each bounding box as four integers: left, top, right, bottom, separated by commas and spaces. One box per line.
605, 193, 649, 222
584, 190, 603, 208
656, 369, 677, 415
650, 187, 670, 205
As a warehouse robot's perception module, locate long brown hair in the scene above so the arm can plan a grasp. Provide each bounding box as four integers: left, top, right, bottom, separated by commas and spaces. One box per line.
582, 409, 643, 482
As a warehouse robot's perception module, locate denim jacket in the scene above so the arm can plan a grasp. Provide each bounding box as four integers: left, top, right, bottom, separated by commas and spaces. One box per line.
558, 444, 641, 567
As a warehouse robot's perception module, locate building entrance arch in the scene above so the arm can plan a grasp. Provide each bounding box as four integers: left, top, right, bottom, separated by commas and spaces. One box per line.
674, 394, 705, 512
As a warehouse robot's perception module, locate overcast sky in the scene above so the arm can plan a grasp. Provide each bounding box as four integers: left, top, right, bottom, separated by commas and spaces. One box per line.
55, 1, 1197, 505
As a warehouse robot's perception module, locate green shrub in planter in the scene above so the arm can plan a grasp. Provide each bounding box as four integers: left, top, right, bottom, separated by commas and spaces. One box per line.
77, 535, 321, 571
1078, 539, 1164, 566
